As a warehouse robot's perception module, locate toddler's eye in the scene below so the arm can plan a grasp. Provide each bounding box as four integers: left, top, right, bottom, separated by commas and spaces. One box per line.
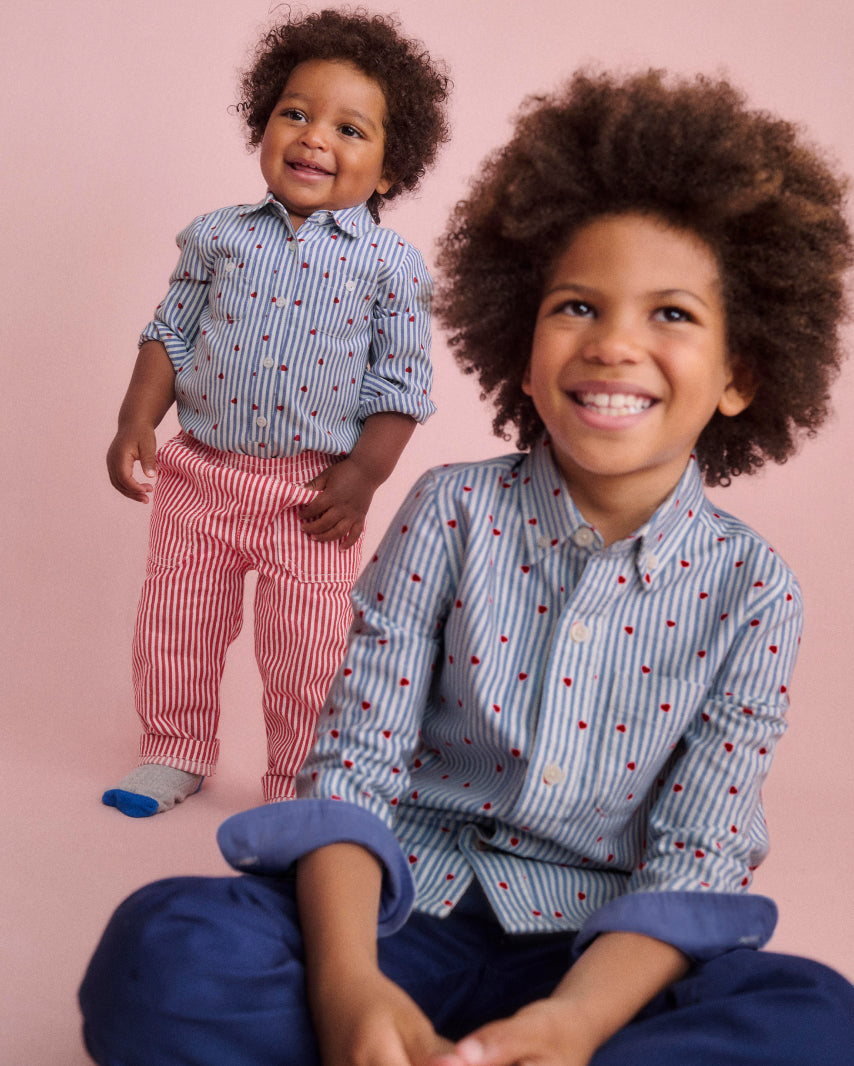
655, 306, 694, 324
281, 108, 307, 122
339, 124, 363, 139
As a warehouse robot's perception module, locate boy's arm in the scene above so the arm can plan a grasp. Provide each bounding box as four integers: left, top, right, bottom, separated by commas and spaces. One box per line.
297, 843, 454, 1066
106, 340, 176, 502
300, 411, 416, 549
432, 931, 688, 1066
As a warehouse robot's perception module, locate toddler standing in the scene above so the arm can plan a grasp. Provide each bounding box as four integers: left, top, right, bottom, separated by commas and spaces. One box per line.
102, 9, 450, 814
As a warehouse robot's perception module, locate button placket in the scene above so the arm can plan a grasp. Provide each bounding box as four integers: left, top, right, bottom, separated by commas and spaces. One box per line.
542, 763, 566, 786
572, 526, 595, 549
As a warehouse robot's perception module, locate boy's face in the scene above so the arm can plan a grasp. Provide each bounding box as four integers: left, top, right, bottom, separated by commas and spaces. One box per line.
260, 59, 392, 229
523, 213, 752, 523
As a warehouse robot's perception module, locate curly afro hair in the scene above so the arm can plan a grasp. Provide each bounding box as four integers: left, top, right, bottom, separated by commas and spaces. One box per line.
437, 70, 852, 485
239, 8, 450, 221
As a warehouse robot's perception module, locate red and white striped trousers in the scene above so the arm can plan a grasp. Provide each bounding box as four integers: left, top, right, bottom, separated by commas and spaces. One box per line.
132, 434, 361, 802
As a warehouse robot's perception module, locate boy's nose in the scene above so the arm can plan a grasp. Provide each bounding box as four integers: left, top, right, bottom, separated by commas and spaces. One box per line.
583, 318, 643, 364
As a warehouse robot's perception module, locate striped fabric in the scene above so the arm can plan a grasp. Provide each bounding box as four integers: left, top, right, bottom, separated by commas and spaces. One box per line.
300, 441, 803, 935
140, 194, 435, 457
133, 433, 361, 801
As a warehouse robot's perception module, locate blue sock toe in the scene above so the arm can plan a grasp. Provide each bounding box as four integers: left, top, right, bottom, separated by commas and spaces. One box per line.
102, 789, 160, 818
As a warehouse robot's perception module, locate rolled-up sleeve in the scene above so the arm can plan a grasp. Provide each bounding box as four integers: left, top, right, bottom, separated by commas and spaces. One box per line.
217, 799, 415, 936
139, 215, 212, 373
357, 245, 435, 425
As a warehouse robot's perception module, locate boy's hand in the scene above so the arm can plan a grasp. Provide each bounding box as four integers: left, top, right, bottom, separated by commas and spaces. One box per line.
428, 931, 689, 1066
425, 998, 599, 1066
312, 968, 455, 1066
301, 457, 378, 549
107, 424, 159, 503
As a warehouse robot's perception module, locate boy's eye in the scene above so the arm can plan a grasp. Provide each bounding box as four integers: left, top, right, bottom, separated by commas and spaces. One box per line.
655, 306, 695, 324
338, 124, 363, 139
558, 299, 595, 318
281, 108, 307, 122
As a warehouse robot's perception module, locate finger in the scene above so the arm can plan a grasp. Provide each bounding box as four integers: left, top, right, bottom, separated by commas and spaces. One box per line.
300, 495, 330, 523
109, 455, 152, 503
417, 1038, 462, 1066
451, 1018, 538, 1066
139, 451, 157, 480
308, 519, 353, 543
300, 505, 342, 535
338, 519, 364, 551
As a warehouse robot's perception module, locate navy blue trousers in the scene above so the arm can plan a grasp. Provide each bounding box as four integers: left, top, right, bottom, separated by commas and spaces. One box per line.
80, 874, 854, 1065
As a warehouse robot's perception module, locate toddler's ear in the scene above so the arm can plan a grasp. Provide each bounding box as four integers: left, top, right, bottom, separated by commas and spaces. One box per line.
718, 358, 756, 418
376, 172, 394, 196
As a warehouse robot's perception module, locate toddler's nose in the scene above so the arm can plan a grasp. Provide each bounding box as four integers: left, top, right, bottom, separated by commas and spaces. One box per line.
300, 123, 328, 150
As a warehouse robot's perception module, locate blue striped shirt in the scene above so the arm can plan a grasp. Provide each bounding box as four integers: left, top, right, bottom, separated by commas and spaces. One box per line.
298, 441, 802, 940
140, 195, 435, 457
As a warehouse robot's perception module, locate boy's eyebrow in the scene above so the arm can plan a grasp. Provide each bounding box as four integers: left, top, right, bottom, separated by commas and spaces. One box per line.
544, 282, 714, 310
276, 91, 382, 134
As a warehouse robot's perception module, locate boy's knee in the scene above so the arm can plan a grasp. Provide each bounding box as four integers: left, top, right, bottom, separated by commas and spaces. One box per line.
80, 875, 315, 1066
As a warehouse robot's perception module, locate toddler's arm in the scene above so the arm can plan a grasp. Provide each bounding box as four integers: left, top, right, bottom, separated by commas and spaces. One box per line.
106, 340, 176, 502
297, 842, 455, 1066
429, 930, 688, 1066
300, 411, 417, 549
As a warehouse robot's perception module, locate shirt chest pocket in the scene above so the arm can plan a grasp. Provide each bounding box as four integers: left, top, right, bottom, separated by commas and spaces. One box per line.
209, 261, 255, 323
306, 275, 375, 342
585, 673, 708, 817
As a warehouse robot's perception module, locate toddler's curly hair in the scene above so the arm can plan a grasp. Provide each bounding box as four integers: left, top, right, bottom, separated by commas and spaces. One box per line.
239, 8, 450, 221
437, 70, 852, 484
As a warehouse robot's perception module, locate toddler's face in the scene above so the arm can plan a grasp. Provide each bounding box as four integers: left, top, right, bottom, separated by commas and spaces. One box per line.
523, 213, 752, 515
260, 58, 392, 229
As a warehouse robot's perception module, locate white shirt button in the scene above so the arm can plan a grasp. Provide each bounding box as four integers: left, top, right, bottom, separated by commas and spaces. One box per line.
569, 621, 590, 643
573, 526, 595, 548
537, 535, 551, 549
644, 552, 659, 571
263, 358, 274, 369
345, 279, 357, 292
543, 763, 565, 786
222, 261, 236, 274
255, 416, 268, 428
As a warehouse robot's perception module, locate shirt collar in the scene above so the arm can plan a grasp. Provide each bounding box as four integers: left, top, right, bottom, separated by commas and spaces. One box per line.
249, 192, 375, 236
629, 456, 708, 590
516, 440, 595, 564
515, 440, 709, 589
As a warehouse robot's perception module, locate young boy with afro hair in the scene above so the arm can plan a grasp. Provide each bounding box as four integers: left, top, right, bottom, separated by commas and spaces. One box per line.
102, 9, 450, 815
82, 70, 854, 1064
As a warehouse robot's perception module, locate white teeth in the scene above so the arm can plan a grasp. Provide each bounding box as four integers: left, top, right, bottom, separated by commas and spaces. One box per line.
575, 391, 653, 417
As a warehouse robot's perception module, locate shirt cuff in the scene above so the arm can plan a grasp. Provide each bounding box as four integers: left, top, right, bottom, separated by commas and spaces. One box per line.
216, 799, 414, 936
572, 891, 778, 962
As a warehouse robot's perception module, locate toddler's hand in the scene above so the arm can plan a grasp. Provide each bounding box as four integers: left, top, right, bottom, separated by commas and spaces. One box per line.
107, 424, 158, 503
301, 457, 378, 549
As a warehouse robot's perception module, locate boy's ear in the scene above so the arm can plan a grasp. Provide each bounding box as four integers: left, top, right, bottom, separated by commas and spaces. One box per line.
521, 360, 533, 396
717, 358, 756, 418
375, 173, 394, 196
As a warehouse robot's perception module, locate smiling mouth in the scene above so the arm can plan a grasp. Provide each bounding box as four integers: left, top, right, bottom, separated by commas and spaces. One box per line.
572, 391, 654, 417
288, 160, 333, 177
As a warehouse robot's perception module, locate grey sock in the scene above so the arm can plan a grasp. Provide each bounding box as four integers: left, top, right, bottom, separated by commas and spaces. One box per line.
102, 765, 203, 817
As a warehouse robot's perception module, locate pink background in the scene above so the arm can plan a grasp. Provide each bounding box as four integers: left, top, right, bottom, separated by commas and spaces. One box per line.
3, 0, 853, 1059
